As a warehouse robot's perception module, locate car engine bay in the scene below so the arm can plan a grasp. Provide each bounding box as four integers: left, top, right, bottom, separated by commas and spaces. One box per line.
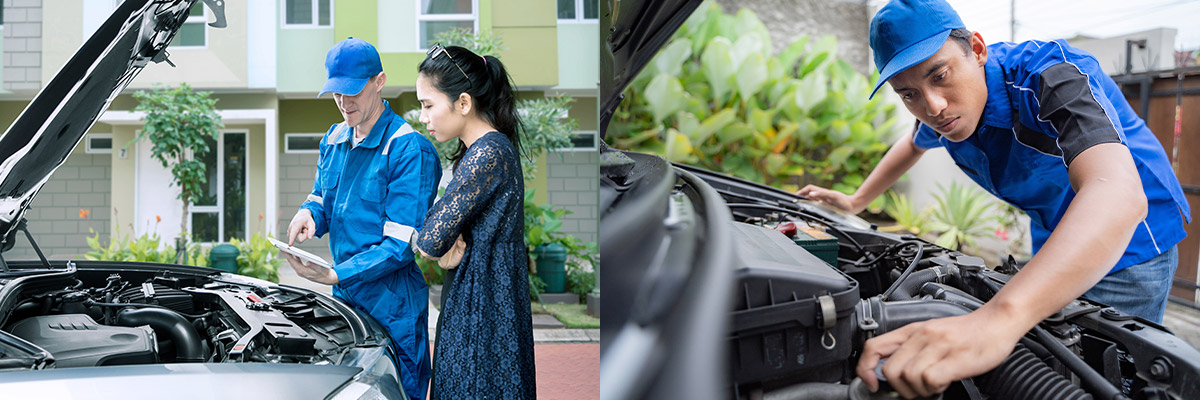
0, 264, 365, 370
710, 166, 1200, 400
599, 150, 1200, 400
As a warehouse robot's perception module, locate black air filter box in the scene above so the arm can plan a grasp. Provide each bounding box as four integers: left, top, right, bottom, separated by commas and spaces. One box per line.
729, 222, 859, 385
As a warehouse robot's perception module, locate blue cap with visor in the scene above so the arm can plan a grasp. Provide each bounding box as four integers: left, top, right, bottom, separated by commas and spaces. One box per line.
319, 37, 383, 97
868, 0, 965, 99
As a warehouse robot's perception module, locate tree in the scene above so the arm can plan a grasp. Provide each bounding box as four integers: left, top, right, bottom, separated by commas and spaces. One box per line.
131, 83, 224, 241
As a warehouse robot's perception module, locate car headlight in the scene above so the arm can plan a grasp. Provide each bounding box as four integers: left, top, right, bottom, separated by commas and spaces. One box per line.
330, 347, 407, 400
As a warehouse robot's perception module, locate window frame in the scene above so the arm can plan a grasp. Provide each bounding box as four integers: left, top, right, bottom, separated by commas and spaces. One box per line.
414, 0, 479, 51
170, 3, 209, 49
85, 133, 113, 154
284, 133, 324, 154
188, 130, 249, 244
557, 0, 598, 23
280, 0, 335, 29
557, 131, 598, 152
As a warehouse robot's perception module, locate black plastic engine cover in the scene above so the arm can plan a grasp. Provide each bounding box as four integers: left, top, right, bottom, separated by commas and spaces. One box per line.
8, 314, 157, 368
729, 222, 859, 386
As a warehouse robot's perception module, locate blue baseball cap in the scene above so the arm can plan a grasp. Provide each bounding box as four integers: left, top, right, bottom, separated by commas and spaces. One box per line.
318, 37, 383, 97
868, 0, 965, 99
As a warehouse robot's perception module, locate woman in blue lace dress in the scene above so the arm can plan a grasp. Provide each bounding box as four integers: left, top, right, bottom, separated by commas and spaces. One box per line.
413, 44, 536, 399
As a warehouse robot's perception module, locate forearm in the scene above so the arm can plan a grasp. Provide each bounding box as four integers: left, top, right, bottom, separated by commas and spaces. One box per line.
850, 132, 925, 211
981, 144, 1146, 333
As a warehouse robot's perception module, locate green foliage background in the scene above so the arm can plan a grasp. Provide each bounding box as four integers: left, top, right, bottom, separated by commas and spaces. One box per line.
607, 3, 902, 194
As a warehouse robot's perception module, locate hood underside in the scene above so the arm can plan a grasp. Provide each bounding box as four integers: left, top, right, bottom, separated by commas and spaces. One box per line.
0, 0, 225, 249
600, 0, 703, 137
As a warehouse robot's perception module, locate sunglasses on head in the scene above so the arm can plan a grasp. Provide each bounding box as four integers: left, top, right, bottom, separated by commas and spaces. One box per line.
427, 43, 471, 84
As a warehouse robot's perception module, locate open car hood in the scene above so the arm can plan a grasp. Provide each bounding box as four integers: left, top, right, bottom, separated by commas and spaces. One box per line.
600, 0, 703, 137
0, 0, 226, 250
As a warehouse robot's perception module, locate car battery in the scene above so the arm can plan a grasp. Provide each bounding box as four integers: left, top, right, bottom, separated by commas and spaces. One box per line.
793, 226, 839, 267
730, 222, 860, 386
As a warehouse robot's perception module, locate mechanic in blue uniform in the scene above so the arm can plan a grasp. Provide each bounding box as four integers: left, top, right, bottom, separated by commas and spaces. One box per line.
795, 0, 1191, 397
283, 37, 440, 400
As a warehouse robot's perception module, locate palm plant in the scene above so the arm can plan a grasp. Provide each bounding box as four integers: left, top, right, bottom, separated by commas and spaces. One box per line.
881, 191, 930, 235
928, 182, 1001, 251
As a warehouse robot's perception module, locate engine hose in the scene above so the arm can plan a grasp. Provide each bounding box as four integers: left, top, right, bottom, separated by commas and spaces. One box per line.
975, 344, 1092, 400
885, 266, 953, 300
115, 308, 205, 363
881, 243, 925, 300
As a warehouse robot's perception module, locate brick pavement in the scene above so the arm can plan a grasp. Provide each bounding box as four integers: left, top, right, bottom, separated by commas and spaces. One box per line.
536, 343, 600, 400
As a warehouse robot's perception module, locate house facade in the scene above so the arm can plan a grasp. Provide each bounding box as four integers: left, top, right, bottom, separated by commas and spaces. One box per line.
1, 0, 599, 260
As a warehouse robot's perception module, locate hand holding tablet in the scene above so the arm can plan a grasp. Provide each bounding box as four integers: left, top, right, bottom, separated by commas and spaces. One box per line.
268, 237, 333, 269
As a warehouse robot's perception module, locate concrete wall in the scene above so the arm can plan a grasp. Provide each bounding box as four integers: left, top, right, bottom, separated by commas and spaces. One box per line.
7, 150, 112, 260
714, 0, 871, 75
546, 151, 597, 243
555, 22, 598, 91
277, 152, 332, 261
4, 0, 41, 92
1069, 28, 1178, 76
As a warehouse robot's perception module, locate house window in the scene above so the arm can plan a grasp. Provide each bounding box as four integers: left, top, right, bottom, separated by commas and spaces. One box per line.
85, 134, 113, 154
170, 3, 207, 48
559, 131, 597, 151
190, 131, 247, 243
285, 133, 323, 154
557, 0, 598, 21
283, 0, 333, 28
416, 0, 476, 50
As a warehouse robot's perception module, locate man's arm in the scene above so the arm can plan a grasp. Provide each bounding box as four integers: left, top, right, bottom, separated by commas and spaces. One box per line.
797, 130, 926, 213
855, 142, 1146, 398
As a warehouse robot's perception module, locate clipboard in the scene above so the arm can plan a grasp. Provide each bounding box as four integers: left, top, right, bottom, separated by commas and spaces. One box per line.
268, 237, 333, 269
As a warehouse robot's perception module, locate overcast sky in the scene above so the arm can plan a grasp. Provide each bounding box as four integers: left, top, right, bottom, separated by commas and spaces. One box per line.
877, 0, 1200, 52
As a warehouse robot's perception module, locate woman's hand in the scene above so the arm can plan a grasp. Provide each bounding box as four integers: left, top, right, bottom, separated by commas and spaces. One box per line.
438, 235, 467, 270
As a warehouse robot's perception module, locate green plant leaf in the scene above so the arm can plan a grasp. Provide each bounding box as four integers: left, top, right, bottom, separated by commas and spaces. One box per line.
828, 120, 851, 144
701, 37, 736, 103
717, 122, 755, 145
655, 39, 693, 77
794, 72, 827, 112
736, 53, 768, 103
778, 35, 810, 74
644, 73, 688, 123
664, 128, 694, 162
828, 146, 854, 167
729, 34, 764, 72
696, 108, 737, 144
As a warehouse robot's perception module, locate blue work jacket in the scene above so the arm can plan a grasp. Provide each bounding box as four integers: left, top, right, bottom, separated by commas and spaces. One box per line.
913, 39, 1190, 273
300, 100, 441, 399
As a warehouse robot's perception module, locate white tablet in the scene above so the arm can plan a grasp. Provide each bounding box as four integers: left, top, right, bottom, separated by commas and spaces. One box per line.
268, 237, 333, 270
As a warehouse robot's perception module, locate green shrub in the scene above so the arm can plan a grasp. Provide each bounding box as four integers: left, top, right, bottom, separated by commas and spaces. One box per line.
229, 233, 281, 283
607, 2, 900, 194
565, 263, 595, 301
84, 228, 208, 267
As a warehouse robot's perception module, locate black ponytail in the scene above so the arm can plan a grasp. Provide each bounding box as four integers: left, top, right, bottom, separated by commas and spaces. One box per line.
418, 45, 524, 170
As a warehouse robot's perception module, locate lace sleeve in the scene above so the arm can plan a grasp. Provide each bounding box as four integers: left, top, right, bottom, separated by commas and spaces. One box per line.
416, 140, 503, 256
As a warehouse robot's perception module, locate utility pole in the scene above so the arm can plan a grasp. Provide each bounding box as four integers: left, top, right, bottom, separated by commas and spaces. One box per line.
1010, 0, 1016, 42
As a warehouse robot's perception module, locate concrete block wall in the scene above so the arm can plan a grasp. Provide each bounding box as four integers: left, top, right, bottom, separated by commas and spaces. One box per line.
7, 153, 111, 260
3, 0, 42, 91
276, 152, 332, 260
546, 150, 598, 244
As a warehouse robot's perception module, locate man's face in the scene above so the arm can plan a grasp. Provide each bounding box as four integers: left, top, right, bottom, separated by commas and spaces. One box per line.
333, 73, 384, 128
889, 33, 989, 142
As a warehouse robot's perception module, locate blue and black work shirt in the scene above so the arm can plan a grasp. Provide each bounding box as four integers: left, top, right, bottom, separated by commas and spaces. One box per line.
300, 100, 440, 398
912, 39, 1191, 273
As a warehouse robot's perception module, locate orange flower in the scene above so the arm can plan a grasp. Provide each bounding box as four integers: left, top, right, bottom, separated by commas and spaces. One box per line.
156, 215, 162, 223
259, 213, 265, 220
78, 209, 90, 219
